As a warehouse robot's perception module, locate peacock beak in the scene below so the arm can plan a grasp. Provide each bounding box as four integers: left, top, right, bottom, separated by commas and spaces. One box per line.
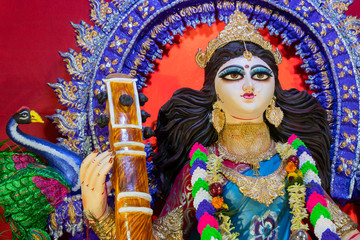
30, 110, 44, 123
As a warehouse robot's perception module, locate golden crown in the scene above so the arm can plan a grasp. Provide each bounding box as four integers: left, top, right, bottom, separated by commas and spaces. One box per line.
195, 10, 282, 68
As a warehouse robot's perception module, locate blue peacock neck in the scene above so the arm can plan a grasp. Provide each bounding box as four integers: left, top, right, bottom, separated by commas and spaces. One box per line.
6, 117, 82, 192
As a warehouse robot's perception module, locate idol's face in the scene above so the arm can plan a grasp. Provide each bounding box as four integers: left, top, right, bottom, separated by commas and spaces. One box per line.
214, 56, 275, 123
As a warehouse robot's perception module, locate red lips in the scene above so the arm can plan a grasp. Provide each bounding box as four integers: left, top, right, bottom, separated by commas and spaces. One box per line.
242, 93, 255, 99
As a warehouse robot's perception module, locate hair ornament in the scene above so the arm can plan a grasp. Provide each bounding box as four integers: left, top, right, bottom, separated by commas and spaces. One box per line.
195, 10, 282, 68
242, 41, 253, 62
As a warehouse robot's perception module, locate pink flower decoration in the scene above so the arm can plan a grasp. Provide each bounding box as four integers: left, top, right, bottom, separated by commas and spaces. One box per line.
197, 212, 219, 234
189, 142, 208, 159
288, 134, 299, 145
306, 191, 327, 212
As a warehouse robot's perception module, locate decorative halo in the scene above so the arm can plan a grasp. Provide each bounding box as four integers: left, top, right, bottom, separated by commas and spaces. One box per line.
50, 0, 360, 203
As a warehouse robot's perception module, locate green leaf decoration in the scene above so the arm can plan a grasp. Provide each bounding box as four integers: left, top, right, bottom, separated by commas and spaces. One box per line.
0, 139, 10, 149
0, 139, 24, 153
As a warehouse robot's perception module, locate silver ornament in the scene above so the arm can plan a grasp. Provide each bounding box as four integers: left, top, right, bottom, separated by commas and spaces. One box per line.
290, 230, 308, 240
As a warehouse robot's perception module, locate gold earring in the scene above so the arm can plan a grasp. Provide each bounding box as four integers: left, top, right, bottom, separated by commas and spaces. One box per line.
265, 96, 283, 127
211, 101, 225, 133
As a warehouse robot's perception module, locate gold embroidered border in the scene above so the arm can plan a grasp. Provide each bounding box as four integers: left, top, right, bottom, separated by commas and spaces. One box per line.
152, 206, 184, 240
220, 158, 286, 207
326, 199, 358, 238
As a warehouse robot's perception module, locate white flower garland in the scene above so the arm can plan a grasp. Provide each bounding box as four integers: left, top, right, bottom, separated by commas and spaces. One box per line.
191, 167, 207, 186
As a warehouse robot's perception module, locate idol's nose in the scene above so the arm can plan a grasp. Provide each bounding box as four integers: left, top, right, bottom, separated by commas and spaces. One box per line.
242, 77, 255, 92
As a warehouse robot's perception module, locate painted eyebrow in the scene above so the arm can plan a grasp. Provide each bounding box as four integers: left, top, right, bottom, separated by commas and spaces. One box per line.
218, 65, 245, 74
250, 64, 272, 72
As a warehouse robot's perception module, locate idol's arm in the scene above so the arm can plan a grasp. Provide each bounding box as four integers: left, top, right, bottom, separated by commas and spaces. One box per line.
80, 150, 116, 239
324, 193, 359, 239
80, 153, 195, 240
342, 230, 360, 240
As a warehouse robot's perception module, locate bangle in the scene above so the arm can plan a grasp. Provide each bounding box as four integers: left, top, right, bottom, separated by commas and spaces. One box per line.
349, 232, 360, 240
89, 207, 116, 240
339, 222, 359, 239
326, 200, 358, 238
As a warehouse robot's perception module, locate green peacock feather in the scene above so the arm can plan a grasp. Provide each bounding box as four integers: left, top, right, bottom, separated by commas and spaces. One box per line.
0, 151, 70, 239
0, 151, 43, 181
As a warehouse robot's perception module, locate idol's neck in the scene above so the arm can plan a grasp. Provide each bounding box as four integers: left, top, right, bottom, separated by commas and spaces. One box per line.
217, 121, 271, 156
225, 113, 264, 124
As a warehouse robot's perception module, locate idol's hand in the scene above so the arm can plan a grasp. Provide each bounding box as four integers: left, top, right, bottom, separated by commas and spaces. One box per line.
80, 150, 114, 220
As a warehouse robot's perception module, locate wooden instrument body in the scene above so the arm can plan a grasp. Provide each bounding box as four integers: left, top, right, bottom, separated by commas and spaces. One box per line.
105, 76, 152, 239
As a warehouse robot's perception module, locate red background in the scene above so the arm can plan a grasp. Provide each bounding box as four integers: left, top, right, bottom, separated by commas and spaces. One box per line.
0, 0, 359, 238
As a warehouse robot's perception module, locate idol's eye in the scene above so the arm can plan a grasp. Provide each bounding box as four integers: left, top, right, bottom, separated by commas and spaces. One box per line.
251, 67, 273, 81
253, 73, 269, 81
218, 67, 244, 81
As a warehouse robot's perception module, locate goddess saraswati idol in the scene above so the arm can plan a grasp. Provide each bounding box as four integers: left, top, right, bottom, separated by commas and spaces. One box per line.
79, 9, 359, 240
1, 1, 360, 240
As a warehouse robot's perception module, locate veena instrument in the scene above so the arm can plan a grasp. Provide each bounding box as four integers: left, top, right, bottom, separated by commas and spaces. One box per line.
105, 73, 152, 239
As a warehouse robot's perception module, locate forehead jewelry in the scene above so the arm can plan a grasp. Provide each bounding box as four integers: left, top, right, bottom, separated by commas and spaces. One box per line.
243, 42, 253, 62
195, 10, 282, 68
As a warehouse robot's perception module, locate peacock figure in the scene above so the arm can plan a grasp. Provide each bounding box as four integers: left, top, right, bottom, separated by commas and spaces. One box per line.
1, 107, 156, 239
0, 107, 88, 239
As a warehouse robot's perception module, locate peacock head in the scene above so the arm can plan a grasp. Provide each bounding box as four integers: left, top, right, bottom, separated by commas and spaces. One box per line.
13, 106, 44, 124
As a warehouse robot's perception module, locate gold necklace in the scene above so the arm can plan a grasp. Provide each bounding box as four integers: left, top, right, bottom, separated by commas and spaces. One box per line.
217, 141, 276, 175
217, 122, 276, 175
219, 156, 286, 207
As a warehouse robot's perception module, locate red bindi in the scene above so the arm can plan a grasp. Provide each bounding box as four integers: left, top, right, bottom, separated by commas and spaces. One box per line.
245, 65, 249, 68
